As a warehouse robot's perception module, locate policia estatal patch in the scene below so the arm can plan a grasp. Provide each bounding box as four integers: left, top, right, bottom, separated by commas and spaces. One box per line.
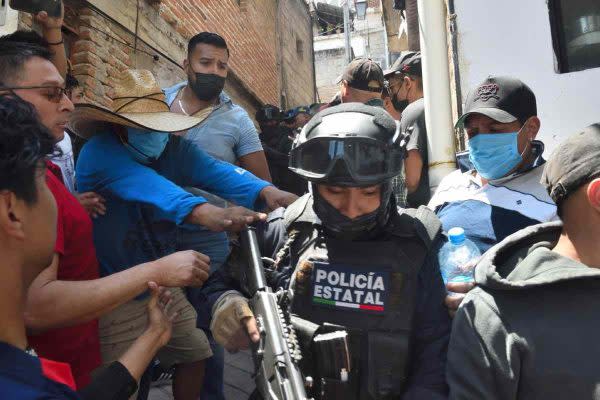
311, 262, 390, 313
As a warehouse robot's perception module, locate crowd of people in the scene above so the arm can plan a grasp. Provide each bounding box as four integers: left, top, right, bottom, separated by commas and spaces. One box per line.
1, 5, 600, 400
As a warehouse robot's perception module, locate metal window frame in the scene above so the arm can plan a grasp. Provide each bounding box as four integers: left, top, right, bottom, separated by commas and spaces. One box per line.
548, 0, 570, 73
548, 0, 600, 74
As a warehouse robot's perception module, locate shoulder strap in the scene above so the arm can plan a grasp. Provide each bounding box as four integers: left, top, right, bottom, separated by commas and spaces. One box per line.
389, 206, 442, 249
283, 193, 312, 229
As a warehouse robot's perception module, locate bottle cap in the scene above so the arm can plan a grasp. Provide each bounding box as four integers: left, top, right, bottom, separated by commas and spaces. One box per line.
448, 227, 466, 245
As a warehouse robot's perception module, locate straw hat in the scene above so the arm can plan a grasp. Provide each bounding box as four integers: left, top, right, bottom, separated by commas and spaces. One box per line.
68, 69, 212, 138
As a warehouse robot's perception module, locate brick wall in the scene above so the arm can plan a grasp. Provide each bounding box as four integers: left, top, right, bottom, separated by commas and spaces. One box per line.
156, 0, 280, 105
17, 0, 315, 119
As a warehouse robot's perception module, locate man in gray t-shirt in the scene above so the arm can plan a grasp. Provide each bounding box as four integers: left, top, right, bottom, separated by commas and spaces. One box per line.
401, 97, 430, 207
383, 52, 430, 207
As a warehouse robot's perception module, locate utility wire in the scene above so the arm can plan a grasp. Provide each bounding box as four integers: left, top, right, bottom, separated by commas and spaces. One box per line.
82, 2, 182, 69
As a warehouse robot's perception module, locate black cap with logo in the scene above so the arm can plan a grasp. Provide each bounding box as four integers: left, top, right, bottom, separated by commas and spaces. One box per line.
456, 75, 537, 128
542, 124, 600, 205
383, 51, 421, 78
339, 58, 385, 93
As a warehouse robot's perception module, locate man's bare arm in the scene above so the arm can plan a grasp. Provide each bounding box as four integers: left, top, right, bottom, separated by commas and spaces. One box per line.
239, 151, 272, 182
24, 250, 209, 332
405, 149, 424, 194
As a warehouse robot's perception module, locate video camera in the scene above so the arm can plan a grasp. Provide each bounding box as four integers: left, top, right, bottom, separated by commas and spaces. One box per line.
256, 104, 284, 123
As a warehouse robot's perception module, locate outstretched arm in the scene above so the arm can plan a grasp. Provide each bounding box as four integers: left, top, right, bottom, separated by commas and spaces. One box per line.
76, 136, 272, 231
25, 251, 209, 332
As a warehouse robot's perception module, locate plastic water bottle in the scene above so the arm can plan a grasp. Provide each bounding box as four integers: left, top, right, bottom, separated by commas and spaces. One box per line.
438, 227, 481, 291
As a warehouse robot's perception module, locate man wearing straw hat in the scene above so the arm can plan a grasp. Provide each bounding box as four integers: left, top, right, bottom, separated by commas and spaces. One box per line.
72, 69, 297, 399
0, 35, 228, 397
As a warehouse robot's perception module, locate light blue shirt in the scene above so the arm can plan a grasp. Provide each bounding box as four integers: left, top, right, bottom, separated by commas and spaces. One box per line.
163, 82, 263, 165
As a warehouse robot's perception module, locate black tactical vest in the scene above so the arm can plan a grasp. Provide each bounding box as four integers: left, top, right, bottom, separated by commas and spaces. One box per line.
281, 195, 441, 400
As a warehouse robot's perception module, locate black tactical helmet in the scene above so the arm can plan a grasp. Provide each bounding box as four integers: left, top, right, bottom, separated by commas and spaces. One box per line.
289, 103, 408, 239
289, 103, 406, 187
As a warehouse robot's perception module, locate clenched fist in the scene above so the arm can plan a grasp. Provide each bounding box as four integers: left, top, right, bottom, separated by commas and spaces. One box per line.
151, 250, 211, 288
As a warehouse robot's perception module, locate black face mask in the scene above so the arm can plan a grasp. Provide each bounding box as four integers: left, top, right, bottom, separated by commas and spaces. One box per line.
312, 183, 395, 241
391, 93, 410, 113
189, 71, 225, 101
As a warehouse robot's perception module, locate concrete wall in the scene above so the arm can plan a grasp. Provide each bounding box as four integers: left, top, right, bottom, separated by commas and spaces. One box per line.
313, 4, 388, 102
278, 0, 317, 108
454, 0, 600, 152
314, 47, 346, 101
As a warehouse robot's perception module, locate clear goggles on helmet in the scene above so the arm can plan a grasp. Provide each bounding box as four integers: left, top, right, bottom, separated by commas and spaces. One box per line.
289, 136, 405, 185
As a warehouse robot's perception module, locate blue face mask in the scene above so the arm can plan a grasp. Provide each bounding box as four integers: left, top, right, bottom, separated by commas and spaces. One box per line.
468, 131, 526, 180
125, 128, 169, 165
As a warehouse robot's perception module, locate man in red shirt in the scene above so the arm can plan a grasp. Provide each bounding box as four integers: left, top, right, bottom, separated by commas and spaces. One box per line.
0, 89, 81, 400
0, 36, 212, 389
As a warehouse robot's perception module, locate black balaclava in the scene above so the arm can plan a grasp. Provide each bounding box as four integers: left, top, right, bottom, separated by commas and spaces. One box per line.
312, 181, 395, 241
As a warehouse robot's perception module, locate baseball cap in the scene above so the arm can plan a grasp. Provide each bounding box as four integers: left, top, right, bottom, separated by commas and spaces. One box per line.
456, 75, 537, 129
339, 58, 384, 93
542, 124, 600, 205
383, 51, 421, 77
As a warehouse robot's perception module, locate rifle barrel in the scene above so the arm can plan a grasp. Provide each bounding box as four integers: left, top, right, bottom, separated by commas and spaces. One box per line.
242, 226, 268, 292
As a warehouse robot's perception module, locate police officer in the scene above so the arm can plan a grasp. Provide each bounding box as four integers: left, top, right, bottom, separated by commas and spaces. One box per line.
203, 104, 450, 399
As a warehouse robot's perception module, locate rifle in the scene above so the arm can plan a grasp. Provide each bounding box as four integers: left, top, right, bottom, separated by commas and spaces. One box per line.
241, 226, 313, 400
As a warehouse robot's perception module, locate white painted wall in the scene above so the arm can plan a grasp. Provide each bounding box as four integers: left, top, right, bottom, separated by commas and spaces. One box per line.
454, 0, 600, 152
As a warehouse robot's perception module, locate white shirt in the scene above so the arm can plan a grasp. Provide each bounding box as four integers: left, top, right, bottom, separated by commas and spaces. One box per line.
50, 133, 76, 193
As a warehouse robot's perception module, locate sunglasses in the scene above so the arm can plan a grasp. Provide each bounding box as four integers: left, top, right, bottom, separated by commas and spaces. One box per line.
0, 85, 69, 103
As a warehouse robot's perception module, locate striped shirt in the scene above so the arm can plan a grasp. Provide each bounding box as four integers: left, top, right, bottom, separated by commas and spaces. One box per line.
428, 142, 557, 253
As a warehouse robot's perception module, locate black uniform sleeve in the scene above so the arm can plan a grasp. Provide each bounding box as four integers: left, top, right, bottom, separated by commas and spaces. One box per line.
77, 362, 137, 400
198, 209, 289, 321
402, 238, 451, 400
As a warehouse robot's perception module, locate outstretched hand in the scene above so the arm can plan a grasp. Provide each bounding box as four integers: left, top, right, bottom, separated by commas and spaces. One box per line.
146, 282, 178, 347
260, 186, 298, 211
192, 203, 267, 232
152, 250, 210, 288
